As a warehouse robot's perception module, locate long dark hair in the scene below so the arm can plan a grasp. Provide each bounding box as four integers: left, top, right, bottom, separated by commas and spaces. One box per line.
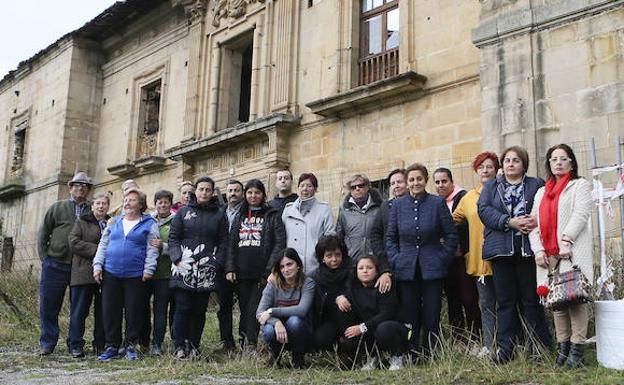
271, 248, 306, 290
544, 143, 579, 180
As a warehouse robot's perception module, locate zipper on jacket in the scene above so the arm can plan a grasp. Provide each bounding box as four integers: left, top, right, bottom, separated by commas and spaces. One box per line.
495, 183, 515, 257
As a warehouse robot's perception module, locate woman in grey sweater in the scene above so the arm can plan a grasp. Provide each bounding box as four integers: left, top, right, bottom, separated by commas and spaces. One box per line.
256, 248, 315, 368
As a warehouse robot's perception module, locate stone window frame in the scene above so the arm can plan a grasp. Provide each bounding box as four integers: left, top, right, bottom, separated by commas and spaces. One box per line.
358, 0, 399, 85
128, 63, 169, 161
5, 109, 31, 180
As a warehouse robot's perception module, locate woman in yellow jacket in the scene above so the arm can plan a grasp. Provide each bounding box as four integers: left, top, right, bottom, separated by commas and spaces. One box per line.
452, 152, 498, 357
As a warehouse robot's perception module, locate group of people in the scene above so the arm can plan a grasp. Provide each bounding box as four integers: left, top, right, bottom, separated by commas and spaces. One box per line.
37, 143, 593, 370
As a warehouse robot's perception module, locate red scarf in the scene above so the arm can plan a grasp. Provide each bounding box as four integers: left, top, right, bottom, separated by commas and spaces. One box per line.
539, 172, 572, 256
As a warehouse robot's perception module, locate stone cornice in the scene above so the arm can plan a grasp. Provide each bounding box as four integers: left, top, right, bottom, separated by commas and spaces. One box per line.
165, 113, 299, 160
472, 0, 624, 47
305, 72, 427, 118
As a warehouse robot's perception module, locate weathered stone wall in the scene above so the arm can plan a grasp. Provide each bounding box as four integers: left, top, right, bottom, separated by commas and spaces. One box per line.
473, 0, 624, 177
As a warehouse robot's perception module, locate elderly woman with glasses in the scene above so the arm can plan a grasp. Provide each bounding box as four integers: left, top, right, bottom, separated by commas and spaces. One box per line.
529, 144, 593, 369
336, 174, 392, 292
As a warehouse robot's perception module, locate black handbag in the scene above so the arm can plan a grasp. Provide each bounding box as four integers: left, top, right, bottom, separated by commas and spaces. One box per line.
545, 256, 593, 310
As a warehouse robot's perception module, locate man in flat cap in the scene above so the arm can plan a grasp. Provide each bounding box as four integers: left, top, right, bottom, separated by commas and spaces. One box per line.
38, 171, 93, 356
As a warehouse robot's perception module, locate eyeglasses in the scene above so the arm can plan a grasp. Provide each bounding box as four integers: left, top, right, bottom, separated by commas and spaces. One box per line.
350, 183, 367, 190
71, 183, 90, 188
549, 157, 570, 163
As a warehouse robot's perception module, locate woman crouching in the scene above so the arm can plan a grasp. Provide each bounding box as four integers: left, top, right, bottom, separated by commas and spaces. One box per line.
339, 255, 407, 371
256, 248, 315, 368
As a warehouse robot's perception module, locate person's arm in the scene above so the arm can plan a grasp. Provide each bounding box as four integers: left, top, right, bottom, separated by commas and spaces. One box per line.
270, 278, 316, 319
452, 196, 467, 225
68, 220, 98, 258
93, 225, 111, 274
363, 290, 397, 331
256, 281, 279, 325
226, 215, 240, 275
335, 208, 345, 238
385, 201, 400, 263
369, 210, 386, 259
265, 213, 287, 277
215, 213, 229, 269
321, 204, 336, 236
168, 209, 184, 265
37, 204, 56, 260
562, 179, 593, 241
143, 222, 160, 277
528, 189, 545, 254
477, 181, 510, 231
439, 199, 459, 259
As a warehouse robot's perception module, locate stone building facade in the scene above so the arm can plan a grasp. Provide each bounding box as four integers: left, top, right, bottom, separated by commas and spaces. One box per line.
0, 0, 623, 270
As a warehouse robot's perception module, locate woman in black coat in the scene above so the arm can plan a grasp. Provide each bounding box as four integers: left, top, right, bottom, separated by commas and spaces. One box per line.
168, 176, 229, 359
225, 179, 286, 349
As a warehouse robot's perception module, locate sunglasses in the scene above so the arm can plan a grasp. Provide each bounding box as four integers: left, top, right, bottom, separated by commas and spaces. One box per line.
350, 183, 367, 190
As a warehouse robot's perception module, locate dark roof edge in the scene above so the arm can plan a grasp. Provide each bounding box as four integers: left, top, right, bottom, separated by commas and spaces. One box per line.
0, 0, 168, 88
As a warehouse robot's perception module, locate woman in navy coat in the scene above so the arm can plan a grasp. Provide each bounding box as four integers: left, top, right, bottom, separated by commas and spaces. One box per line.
478, 146, 552, 364
386, 163, 458, 358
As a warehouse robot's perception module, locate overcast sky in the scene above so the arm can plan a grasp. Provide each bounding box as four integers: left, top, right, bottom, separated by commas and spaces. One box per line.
0, 0, 115, 77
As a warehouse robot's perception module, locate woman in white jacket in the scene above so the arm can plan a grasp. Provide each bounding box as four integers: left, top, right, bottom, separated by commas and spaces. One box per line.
529, 143, 593, 369
282, 173, 335, 274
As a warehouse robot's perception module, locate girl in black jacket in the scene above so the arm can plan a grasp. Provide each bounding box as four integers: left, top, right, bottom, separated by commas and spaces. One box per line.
338, 255, 408, 371
225, 179, 286, 349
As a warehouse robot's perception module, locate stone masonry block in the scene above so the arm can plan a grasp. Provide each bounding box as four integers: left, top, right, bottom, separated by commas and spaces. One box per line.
577, 82, 624, 118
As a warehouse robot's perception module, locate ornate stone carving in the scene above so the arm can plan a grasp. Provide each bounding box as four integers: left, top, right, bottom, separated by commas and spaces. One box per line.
174, 0, 208, 24
212, 0, 265, 27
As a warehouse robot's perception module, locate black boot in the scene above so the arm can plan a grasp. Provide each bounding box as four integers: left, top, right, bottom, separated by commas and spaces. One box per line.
556, 341, 570, 367
292, 352, 306, 369
565, 343, 584, 369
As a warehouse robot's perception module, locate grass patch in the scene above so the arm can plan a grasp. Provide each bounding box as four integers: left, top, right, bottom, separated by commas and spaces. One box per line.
1, 270, 623, 384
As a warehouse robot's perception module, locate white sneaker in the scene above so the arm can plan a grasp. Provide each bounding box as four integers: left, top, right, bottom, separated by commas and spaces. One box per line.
361, 355, 378, 371
477, 346, 491, 359
388, 355, 404, 371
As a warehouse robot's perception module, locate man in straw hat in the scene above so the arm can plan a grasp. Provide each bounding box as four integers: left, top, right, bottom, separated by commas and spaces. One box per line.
37, 171, 93, 356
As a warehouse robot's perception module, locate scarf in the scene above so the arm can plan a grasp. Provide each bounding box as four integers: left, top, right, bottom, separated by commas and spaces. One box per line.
539, 173, 572, 256
501, 177, 525, 235
317, 258, 351, 289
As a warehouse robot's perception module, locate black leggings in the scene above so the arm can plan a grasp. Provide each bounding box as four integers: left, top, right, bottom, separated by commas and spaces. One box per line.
101, 272, 146, 348
339, 320, 408, 357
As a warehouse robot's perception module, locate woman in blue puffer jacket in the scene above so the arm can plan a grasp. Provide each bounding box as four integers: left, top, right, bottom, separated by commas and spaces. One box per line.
386, 163, 458, 358
478, 145, 552, 364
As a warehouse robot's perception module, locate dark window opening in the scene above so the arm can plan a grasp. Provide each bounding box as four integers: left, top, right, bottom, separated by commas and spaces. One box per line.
219, 31, 254, 130
238, 43, 253, 123
371, 178, 390, 200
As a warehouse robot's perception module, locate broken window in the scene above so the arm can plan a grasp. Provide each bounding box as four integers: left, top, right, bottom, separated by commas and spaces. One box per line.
137, 79, 162, 157
10, 121, 28, 178
359, 0, 399, 85
219, 32, 254, 129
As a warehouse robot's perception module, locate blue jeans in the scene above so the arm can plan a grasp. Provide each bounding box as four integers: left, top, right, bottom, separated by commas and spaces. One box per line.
262, 316, 310, 356
39, 258, 71, 350
68, 284, 104, 351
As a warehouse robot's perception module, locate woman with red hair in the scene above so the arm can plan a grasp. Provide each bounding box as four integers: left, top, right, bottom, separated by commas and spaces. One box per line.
452, 152, 499, 357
